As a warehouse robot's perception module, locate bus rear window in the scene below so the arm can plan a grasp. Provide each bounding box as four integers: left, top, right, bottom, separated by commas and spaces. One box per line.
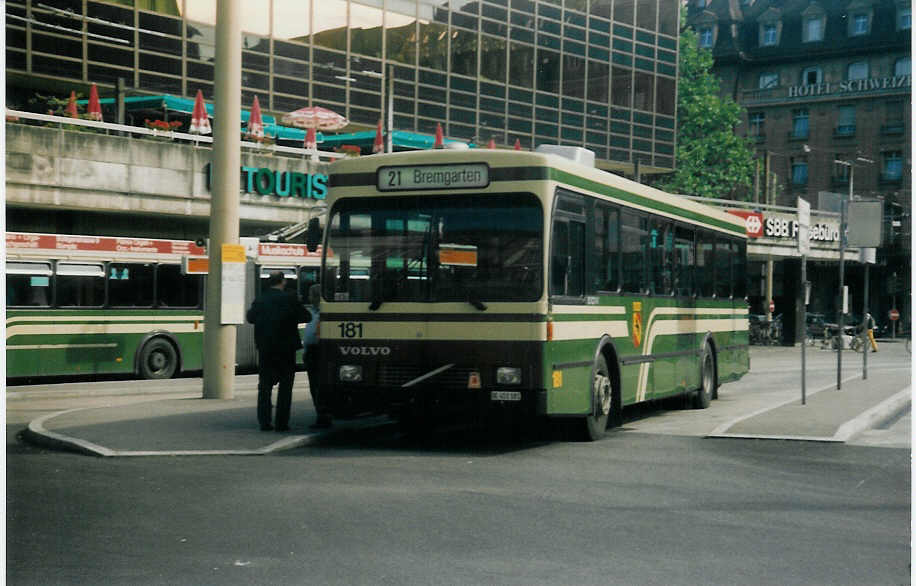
6, 262, 51, 307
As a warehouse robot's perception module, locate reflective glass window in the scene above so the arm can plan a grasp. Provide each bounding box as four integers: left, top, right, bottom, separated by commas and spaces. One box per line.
614, 0, 635, 25
186, 22, 216, 62
537, 49, 561, 93
351, 2, 383, 58
387, 9, 417, 64
35, 34, 81, 59
714, 237, 731, 297
563, 54, 586, 98
634, 71, 654, 111
621, 210, 647, 293
655, 76, 675, 116
612, 66, 632, 107
509, 43, 535, 88
696, 230, 714, 297
418, 20, 448, 70
313, 0, 348, 50
480, 36, 507, 83
88, 44, 133, 68
273, 0, 311, 41
636, 0, 656, 30
451, 29, 478, 76
187, 61, 214, 81
140, 52, 181, 76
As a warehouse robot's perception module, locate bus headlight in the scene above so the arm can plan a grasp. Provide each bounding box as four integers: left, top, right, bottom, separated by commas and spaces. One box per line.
338, 364, 363, 382
496, 367, 522, 385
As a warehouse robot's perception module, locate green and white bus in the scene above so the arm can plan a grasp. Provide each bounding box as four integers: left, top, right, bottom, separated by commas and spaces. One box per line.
6, 232, 322, 381
316, 146, 749, 439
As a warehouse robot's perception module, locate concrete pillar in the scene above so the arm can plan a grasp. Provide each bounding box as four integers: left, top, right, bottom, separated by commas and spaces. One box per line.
203, 0, 241, 400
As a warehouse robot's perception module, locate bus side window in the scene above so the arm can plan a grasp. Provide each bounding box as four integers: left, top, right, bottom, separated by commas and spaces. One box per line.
674, 225, 695, 297
550, 219, 585, 298
696, 230, 715, 298
57, 263, 105, 307
732, 239, 747, 299
109, 263, 154, 307
157, 264, 203, 308
593, 204, 620, 293
714, 236, 732, 298
621, 210, 647, 294
648, 217, 673, 296
6, 262, 52, 307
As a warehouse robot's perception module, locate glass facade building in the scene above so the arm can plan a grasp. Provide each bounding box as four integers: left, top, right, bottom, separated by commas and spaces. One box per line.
6, 0, 679, 171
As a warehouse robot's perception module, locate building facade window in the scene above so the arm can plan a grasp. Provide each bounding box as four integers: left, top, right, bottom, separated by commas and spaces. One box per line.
847, 61, 869, 79
883, 151, 903, 180
834, 155, 851, 181
803, 16, 824, 41
699, 27, 714, 48
759, 71, 779, 88
761, 24, 779, 46
749, 111, 765, 136
836, 105, 856, 135
850, 13, 871, 36
791, 159, 809, 184
895, 57, 911, 75
801, 66, 823, 85
899, 4, 912, 29
792, 108, 809, 138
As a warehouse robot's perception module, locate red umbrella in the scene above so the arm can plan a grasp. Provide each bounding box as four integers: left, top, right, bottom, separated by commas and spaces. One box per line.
486, 138, 495, 149
189, 89, 211, 135
65, 91, 79, 118
433, 123, 444, 149
514, 139, 522, 151
304, 127, 317, 150
373, 119, 384, 154
282, 106, 348, 131
246, 95, 264, 139
87, 84, 102, 122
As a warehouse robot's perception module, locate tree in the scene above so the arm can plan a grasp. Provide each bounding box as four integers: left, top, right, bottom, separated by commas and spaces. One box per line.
656, 23, 756, 200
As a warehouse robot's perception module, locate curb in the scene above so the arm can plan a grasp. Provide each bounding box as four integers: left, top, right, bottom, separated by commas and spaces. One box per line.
833, 387, 911, 442
22, 407, 391, 457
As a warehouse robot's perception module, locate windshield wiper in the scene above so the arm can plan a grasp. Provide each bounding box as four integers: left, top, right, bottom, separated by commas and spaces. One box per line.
467, 295, 487, 311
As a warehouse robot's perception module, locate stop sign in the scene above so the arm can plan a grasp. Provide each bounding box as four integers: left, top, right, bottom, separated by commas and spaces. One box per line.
768, 300, 775, 313
889, 308, 900, 321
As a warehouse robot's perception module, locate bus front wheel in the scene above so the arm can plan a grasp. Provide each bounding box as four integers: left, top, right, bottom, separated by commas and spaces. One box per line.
583, 354, 612, 441
138, 338, 178, 379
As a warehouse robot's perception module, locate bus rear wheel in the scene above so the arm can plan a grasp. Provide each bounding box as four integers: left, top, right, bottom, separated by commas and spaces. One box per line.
692, 345, 715, 409
583, 354, 612, 441
139, 338, 178, 379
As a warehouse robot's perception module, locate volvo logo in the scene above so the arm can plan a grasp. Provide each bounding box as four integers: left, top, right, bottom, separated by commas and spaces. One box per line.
339, 346, 391, 356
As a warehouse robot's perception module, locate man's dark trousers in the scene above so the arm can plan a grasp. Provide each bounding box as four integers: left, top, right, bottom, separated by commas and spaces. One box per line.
257, 350, 297, 429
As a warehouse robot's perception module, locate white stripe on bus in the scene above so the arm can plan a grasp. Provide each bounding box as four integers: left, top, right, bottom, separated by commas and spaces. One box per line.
636, 311, 748, 402
6, 315, 203, 325
552, 305, 626, 315
8, 343, 119, 350
550, 320, 629, 341
6, 323, 204, 339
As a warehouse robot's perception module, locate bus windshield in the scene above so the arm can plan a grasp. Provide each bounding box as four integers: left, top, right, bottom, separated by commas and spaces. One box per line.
323, 193, 542, 304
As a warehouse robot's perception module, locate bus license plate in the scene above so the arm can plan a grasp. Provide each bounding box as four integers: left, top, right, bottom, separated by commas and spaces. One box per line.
491, 391, 522, 402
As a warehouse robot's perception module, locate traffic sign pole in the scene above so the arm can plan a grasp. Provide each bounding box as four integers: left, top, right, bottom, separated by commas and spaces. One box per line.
798, 197, 810, 405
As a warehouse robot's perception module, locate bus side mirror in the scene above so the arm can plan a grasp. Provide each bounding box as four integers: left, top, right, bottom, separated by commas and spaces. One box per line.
305, 218, 322, 252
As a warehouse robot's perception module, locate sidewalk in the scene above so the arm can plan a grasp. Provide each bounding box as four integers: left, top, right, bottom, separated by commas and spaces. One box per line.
10, 344, 911, 456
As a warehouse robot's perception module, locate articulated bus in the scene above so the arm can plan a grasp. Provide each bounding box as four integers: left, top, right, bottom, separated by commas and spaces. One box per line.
317, 146, 749, 439
6, 232, 321, 381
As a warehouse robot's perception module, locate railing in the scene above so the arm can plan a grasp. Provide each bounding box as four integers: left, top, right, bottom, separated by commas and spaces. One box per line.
5, 109, 346, 162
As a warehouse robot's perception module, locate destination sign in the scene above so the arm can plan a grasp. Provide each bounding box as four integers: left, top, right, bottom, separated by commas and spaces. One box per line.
377, 163, 489, 191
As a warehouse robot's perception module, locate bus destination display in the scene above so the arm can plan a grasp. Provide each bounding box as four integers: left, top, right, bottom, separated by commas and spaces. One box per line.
377, 163, 489, 191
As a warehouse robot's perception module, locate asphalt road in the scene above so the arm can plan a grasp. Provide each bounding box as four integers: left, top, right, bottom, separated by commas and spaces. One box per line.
7, 417, 910, 585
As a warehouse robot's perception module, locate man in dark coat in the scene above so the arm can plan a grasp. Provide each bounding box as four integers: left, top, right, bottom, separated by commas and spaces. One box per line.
246, 271, 310, 431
